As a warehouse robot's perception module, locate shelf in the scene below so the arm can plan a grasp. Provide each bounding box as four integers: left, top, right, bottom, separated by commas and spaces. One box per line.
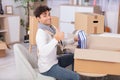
0, 15, 18, 18
0, 15, 20, 44
0, 29, 7, 33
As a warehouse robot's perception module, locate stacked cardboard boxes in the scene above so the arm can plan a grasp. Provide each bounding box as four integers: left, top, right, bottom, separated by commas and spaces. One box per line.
75, 12, 104, 34
74, 34, 120, 75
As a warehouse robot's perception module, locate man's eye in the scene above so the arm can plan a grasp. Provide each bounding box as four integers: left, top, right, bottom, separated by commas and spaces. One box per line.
48, 13, 50, 16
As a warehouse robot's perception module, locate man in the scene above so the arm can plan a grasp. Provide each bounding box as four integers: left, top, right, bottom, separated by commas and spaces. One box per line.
34, 5, 80, 80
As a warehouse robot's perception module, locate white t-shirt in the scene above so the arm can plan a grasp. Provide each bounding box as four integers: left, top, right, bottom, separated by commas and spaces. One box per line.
36, 29, 58, 73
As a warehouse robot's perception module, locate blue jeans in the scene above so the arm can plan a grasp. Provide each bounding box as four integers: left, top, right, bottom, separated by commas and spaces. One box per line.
41, 64, 80, 80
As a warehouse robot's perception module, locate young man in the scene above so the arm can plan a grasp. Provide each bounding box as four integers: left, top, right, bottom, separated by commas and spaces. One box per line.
34, 5, 81, 80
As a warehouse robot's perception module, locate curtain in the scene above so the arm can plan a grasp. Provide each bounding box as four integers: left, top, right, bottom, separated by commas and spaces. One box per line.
107, 0, 119, 12
105, 0, 120, 33
98, 0, 109, 12
88, 0, 120, 33
97, 0, 120, 33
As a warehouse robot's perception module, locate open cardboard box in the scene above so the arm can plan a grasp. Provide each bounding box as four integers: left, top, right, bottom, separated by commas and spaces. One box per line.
74, 34, 120, 75
0, 41, 7, 57
87, 34, 120, 51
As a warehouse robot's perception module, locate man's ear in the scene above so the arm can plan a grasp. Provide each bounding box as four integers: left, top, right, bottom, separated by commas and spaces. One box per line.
36, 17, 41, 22
36, 17, 40, 20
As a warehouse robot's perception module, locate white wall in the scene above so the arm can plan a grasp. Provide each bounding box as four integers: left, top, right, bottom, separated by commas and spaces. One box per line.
47, 0, 69, 17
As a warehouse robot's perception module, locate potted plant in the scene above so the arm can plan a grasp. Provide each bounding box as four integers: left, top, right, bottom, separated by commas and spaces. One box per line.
14, 0, 45, 42
0, 0, 4, 15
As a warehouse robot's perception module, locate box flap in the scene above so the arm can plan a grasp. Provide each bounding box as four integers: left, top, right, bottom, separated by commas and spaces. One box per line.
87, 34, 120, 51
74, 48, 120, 63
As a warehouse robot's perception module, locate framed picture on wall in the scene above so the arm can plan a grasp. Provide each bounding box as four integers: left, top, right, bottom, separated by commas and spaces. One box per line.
5, 5, 13, 15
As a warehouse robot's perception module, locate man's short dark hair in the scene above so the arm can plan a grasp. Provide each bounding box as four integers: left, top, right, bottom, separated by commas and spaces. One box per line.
34, 5, 51, 18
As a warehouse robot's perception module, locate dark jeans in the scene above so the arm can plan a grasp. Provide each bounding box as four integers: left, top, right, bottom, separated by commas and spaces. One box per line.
41, 53, 81, 80
41, 64, 80, 80
57, 52, 74, 71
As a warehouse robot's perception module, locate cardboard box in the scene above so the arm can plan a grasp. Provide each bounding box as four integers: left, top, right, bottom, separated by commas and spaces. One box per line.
51, 16, 59, 28
75, 13, 104, 34
74, 34, 120, 75
0, 41, 7, 57
29, 16, 59, 52
74, 49, 120, 75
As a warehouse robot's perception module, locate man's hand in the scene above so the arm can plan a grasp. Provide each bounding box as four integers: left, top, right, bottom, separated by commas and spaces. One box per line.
54, 28, 64, 41
74, 36, 78, 42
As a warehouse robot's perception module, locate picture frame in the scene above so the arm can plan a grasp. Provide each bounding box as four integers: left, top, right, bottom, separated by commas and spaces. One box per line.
5, 5, 13, 15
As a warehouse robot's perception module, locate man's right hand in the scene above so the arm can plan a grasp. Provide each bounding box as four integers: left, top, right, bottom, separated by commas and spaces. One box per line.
54, 28, 64, 41
74, 36, 79, 42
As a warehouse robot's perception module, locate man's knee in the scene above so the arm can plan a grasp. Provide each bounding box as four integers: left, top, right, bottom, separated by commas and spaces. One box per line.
57, 53, 74, 67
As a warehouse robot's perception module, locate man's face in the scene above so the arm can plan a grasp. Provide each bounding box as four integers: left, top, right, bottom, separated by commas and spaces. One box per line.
37, 10, 51, 26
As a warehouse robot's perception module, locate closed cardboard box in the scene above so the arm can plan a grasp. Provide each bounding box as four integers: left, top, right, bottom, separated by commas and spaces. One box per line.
74, 49, 120, 75
29, 16, 59, 45
29, 16, 59, 52
0, 41, 7, 57
75, 13, 104, 34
